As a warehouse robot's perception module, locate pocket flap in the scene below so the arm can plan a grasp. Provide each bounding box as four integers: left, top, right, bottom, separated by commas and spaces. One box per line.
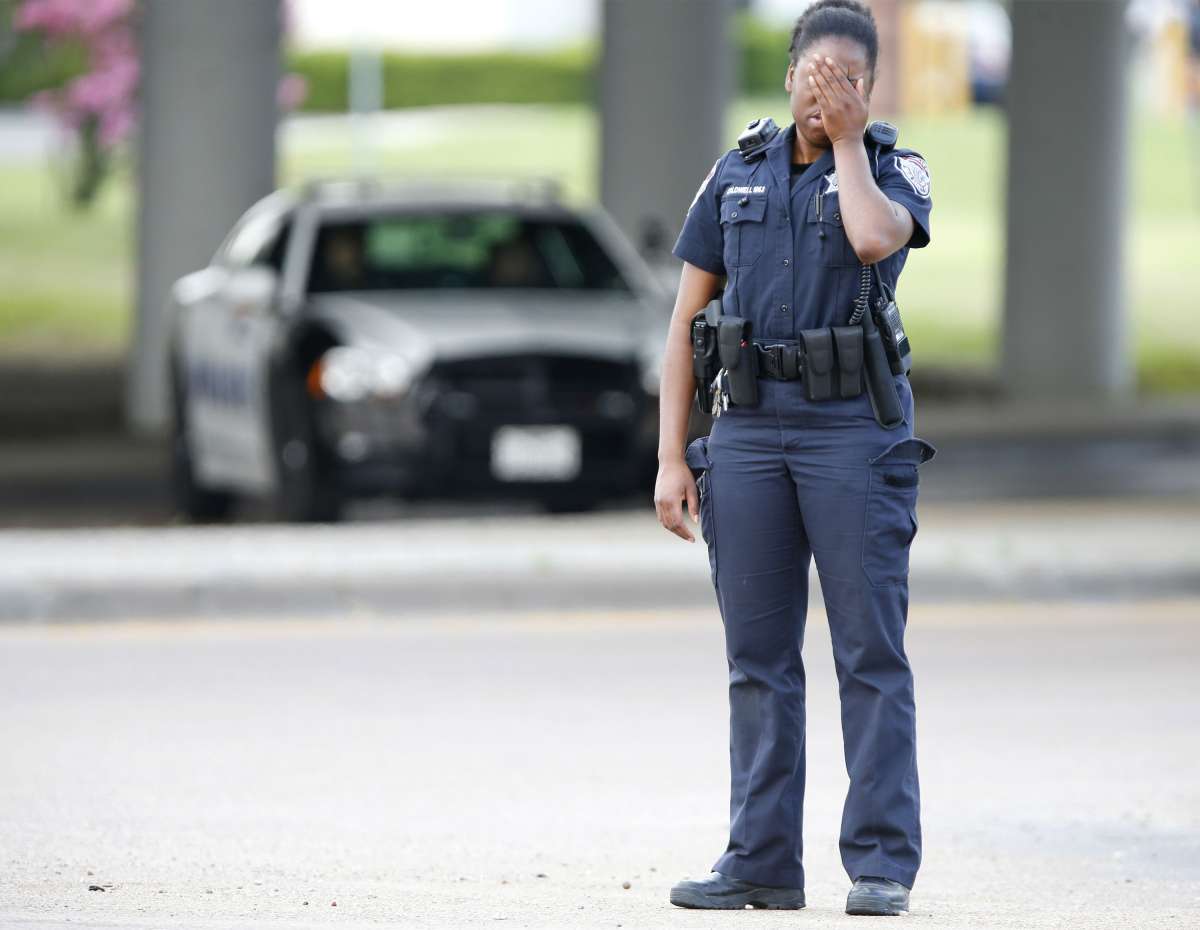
684, 435, 712, 477
720, 196, 767, 224
868, 436, 937, 466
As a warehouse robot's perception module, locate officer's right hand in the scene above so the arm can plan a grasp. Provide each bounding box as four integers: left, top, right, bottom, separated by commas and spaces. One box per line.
654, 459, 700, 543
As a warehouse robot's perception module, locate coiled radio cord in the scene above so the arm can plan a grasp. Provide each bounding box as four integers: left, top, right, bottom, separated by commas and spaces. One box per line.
848, 262, 872, 325
848, 261, 892, 325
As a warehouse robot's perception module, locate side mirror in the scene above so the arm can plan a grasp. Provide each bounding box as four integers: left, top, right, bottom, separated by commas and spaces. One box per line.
224, 265, 278, 314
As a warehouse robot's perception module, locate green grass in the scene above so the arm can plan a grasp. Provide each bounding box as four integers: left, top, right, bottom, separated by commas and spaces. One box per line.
278, 105, 600, 201
1, 100, 1197, 390
0, 161, 133, 355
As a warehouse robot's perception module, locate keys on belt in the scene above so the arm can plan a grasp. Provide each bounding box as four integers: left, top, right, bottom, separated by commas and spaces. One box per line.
753, 342, 803, 381
710, 370, 729, 417
711, 343, 804, 417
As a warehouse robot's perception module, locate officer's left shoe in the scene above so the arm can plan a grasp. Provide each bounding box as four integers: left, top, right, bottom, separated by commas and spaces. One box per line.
845, 875, 910, 916
669, 871, 805, 910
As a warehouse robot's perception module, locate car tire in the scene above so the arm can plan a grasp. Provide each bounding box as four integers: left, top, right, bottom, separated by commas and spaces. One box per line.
541, 491, 603, 515
270, 371, 344, 524
169, 376, 237, 524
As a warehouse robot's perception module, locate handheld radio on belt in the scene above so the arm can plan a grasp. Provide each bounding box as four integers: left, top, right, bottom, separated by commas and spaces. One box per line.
848, 263, 907, 429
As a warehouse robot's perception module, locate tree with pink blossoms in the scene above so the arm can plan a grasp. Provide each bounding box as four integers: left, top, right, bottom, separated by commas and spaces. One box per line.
12, 0, 306, 210
13, 0, 137, 208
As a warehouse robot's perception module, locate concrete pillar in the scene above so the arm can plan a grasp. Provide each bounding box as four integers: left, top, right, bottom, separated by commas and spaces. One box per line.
128, 0, 280, 433
1001, 0, 1133, 401
599, 0, 735, 265
870, 0, 902, 118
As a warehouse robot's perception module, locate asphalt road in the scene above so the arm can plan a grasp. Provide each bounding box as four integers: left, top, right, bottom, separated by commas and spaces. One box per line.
0, 598, 1197, 929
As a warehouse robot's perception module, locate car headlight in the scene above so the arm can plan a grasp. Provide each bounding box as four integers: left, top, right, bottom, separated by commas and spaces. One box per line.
312, 347, 415, 402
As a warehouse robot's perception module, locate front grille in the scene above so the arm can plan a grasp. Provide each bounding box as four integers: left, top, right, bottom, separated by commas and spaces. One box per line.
424, 353, 641, 420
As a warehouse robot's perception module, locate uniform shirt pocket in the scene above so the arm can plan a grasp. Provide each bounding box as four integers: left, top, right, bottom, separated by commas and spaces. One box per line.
719, 195, 767, 268
806, 190, 858, 267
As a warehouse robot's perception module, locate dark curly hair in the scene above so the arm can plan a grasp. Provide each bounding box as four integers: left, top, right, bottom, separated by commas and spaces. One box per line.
788, 0, 879, 82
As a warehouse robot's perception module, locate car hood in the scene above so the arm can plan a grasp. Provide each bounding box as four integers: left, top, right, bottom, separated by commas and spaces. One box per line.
307, 290, 664, 365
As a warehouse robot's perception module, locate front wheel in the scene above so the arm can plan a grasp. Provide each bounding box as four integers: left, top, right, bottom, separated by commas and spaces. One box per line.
541, 491, 604, 515
269, 374, 344, 523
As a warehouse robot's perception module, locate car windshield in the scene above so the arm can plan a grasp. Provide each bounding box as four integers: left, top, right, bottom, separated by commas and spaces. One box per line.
307, 212, 631, 293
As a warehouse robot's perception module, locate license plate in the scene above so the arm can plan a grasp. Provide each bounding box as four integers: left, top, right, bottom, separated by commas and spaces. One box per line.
490, 425, 581, 482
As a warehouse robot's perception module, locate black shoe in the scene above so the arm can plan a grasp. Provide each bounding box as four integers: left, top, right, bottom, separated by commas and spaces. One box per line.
669, 871, 805, 910
845, 875, 910, 916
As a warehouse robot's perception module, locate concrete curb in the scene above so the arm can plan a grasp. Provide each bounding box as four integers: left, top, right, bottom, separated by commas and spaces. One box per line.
3, 568, 1199, 624
1, 505, 1196, 622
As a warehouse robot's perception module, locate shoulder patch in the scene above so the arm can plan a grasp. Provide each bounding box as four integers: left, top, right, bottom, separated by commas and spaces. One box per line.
688, 157, 721, 212
893, 154, 930, 198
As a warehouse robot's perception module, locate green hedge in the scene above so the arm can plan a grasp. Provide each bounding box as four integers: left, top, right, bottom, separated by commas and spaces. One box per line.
739, 15, 792, 97
289, 46, 595, 111
0, 14, 794, 111
287, 16, 792, 112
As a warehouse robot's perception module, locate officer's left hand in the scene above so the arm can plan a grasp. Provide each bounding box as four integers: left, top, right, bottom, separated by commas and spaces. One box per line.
654, 459, 699, 543
805, 54, 868, 146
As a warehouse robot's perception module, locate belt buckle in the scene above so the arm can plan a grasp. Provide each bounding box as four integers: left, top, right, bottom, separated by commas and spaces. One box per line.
761, 343, 784, 379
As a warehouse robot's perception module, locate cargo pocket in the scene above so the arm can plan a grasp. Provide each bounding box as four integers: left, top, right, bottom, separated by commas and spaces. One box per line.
684, 435, 718, 587
720, 195, 767, 268
861, 436, 937, 587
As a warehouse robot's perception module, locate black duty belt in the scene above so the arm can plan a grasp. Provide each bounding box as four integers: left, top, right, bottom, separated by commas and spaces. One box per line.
753, 341, 803, 381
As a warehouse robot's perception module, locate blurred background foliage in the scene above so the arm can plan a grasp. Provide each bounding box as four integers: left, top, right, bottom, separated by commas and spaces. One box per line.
0, 7, 1196, 391
0, 20, 86, 103
0, 13, 796, 110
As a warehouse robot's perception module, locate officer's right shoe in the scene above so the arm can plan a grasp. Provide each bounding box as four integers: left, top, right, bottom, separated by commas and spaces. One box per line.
845, 875, 910, 915
669, 871, 805, 910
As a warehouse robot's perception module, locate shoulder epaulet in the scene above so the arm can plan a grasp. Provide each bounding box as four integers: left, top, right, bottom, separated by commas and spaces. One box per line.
736, 117, 780, 164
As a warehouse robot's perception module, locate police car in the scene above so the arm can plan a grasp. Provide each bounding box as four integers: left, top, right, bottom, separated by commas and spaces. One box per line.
167, 178, 670, 522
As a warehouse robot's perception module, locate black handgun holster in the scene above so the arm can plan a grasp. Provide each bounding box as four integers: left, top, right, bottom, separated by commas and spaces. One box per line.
717, 316, 758, 407
691, 319, 719, 414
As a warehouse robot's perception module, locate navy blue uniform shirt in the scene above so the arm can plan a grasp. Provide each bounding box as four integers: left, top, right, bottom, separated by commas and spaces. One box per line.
672, 120, 932, 341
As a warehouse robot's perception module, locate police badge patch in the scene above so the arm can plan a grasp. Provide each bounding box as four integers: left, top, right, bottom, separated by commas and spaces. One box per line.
689, 157, 721, 212
894, 154, 931, 198
824, 171, 839, 194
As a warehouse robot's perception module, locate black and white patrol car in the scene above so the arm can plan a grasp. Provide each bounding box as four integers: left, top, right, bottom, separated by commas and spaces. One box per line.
167, 178, 670, 522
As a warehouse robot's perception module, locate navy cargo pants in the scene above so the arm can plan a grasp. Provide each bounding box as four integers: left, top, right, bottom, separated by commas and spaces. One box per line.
684, 370, 935, 891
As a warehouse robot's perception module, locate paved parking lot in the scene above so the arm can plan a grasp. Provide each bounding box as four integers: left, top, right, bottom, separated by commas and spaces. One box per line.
0, 597, 1196, 929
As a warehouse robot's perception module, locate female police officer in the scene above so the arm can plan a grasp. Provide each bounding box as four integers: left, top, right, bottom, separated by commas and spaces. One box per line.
653, 0, 936, 917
